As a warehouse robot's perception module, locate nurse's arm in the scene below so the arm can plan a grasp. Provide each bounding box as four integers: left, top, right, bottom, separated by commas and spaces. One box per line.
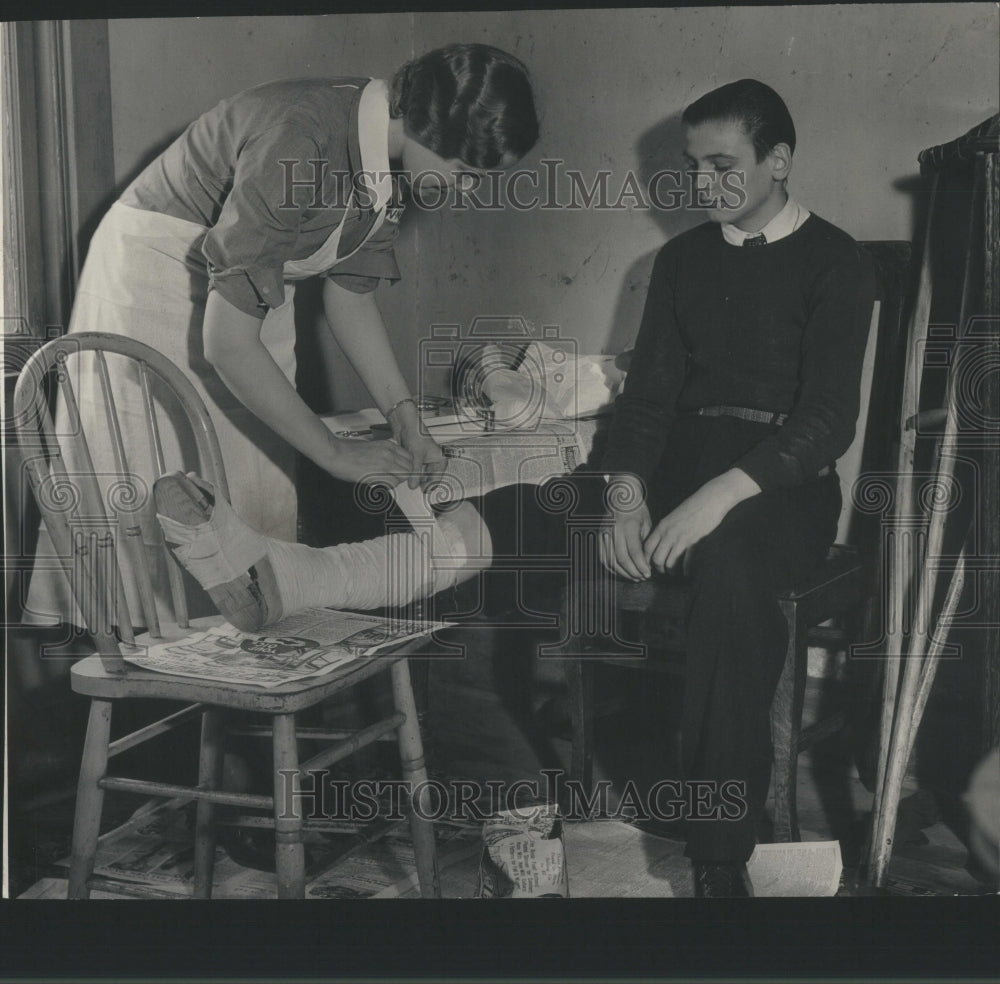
320, 281, 413, 416
202, 290, 414, 484
322, 280, 444, 488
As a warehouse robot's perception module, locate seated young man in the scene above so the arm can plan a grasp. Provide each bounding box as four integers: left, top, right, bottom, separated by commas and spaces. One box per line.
157, 78, 876, 898
597, 79, 876, 895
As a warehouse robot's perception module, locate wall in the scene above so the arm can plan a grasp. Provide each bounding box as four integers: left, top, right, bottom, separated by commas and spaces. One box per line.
108, 6, 999, 409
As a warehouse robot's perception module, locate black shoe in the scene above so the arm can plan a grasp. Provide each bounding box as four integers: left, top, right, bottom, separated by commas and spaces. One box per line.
693, 861, 754, 898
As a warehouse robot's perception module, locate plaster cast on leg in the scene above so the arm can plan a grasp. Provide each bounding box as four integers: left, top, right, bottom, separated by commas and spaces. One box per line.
156, 473, 492, 630
265, 500, 493, 611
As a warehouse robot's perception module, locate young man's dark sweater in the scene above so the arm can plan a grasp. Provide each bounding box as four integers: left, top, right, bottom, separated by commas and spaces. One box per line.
602, 214, 877, 493
588, 212, 877, 864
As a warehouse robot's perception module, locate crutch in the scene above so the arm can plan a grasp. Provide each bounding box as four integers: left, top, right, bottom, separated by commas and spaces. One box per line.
868, 159, 980, 885
867, 173, 939, 874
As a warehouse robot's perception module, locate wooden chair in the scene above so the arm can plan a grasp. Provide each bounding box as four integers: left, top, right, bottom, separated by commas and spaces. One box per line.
13, 332, 439, 899
564, 241, 913, 841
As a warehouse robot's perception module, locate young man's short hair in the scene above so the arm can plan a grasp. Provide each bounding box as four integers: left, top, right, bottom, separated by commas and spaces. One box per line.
682, 79, 796, 161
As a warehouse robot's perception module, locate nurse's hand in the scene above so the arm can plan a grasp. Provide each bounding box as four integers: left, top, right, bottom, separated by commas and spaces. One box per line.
387, 400, 446, 489
403, 431, 446, 489
326, 436, 416, 487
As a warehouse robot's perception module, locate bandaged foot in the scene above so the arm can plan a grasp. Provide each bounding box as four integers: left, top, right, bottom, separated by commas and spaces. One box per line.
155, 472, 492, 631
154, 472, 284, 633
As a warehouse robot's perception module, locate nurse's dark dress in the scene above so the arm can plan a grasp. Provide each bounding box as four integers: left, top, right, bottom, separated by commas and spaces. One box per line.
24, 78, 402, 628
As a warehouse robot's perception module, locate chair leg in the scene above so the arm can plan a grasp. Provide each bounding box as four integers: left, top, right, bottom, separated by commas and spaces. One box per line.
68, 699, 113, 899
391, 659, 440, 899
271, 713, 305, 899
193, 708, 225, 899
566, 658, 596, 794
771, 604, 808, 842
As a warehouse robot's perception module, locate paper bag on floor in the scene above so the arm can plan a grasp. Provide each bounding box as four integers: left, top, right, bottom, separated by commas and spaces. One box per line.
477, 805, 569, 898
746, 840, 843, 896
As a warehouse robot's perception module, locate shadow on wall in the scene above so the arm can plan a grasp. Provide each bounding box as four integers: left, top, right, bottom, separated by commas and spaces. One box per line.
601, 111, 707, 358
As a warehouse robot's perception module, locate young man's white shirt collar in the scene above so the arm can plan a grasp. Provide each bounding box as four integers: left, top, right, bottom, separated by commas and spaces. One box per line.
721, 195, 810, 245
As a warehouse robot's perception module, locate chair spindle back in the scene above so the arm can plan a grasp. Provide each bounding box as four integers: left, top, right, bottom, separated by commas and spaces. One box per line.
13, 332, 229, 672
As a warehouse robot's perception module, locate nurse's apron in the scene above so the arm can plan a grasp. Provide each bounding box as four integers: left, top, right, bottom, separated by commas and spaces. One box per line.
22, 191, 386, 629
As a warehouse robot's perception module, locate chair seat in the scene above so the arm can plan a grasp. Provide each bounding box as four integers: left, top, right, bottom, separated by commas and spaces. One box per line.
778, 544, 862, 601
70, 615, 422, 713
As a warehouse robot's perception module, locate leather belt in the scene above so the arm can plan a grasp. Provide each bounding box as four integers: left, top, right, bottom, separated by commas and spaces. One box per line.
693, 405, 789, 426
689, 405, 833, 478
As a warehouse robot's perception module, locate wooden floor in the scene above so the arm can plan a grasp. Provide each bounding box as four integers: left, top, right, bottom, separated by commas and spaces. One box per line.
423, 619, 996, 897
7, 619, 997, 898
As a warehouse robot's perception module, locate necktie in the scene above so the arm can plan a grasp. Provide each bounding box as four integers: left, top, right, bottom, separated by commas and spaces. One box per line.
742, 233, 767, 247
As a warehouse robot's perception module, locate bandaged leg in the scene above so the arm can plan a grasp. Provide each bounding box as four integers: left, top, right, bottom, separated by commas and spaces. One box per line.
155, 472, 492, 632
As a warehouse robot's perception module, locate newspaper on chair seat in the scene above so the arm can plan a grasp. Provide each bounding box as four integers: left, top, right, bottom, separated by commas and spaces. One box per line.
122, 608, 450, 689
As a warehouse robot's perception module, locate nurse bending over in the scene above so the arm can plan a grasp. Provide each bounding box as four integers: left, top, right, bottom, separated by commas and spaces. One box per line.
25, 44, 538, 629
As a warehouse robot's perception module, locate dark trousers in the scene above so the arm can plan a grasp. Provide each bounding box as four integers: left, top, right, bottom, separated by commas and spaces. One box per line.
476, 415, 841, 863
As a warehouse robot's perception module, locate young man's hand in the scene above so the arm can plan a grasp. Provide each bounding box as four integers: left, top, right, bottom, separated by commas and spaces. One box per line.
600, 474, 653, 581
644, 468, 761, 576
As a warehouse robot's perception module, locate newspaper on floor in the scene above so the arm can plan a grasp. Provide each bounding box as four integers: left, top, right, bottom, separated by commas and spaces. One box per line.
48, 799, 235, 896
560, 820, 683, 898
32, 798, 701, 899
19, 877, 135, 900
307, 825, 479, 900
122, 608, 450, 688
387, 818, 689, 899
41, 798, 480, 900
48, 798, 340, 898
746, 840, 844, 897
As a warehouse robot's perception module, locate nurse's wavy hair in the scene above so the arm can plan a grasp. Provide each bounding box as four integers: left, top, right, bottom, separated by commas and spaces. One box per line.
682, 79, 796, 162
390, 44, 539, 169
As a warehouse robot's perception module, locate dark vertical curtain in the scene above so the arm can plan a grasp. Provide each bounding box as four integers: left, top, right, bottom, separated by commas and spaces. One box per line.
2, 19, 115, 336
4, 19, 116, 655
984, 147, 1000, 751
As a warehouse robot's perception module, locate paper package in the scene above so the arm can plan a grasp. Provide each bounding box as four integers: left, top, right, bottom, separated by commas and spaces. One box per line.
477, 805, 569, 898
473, 341, 625, 428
